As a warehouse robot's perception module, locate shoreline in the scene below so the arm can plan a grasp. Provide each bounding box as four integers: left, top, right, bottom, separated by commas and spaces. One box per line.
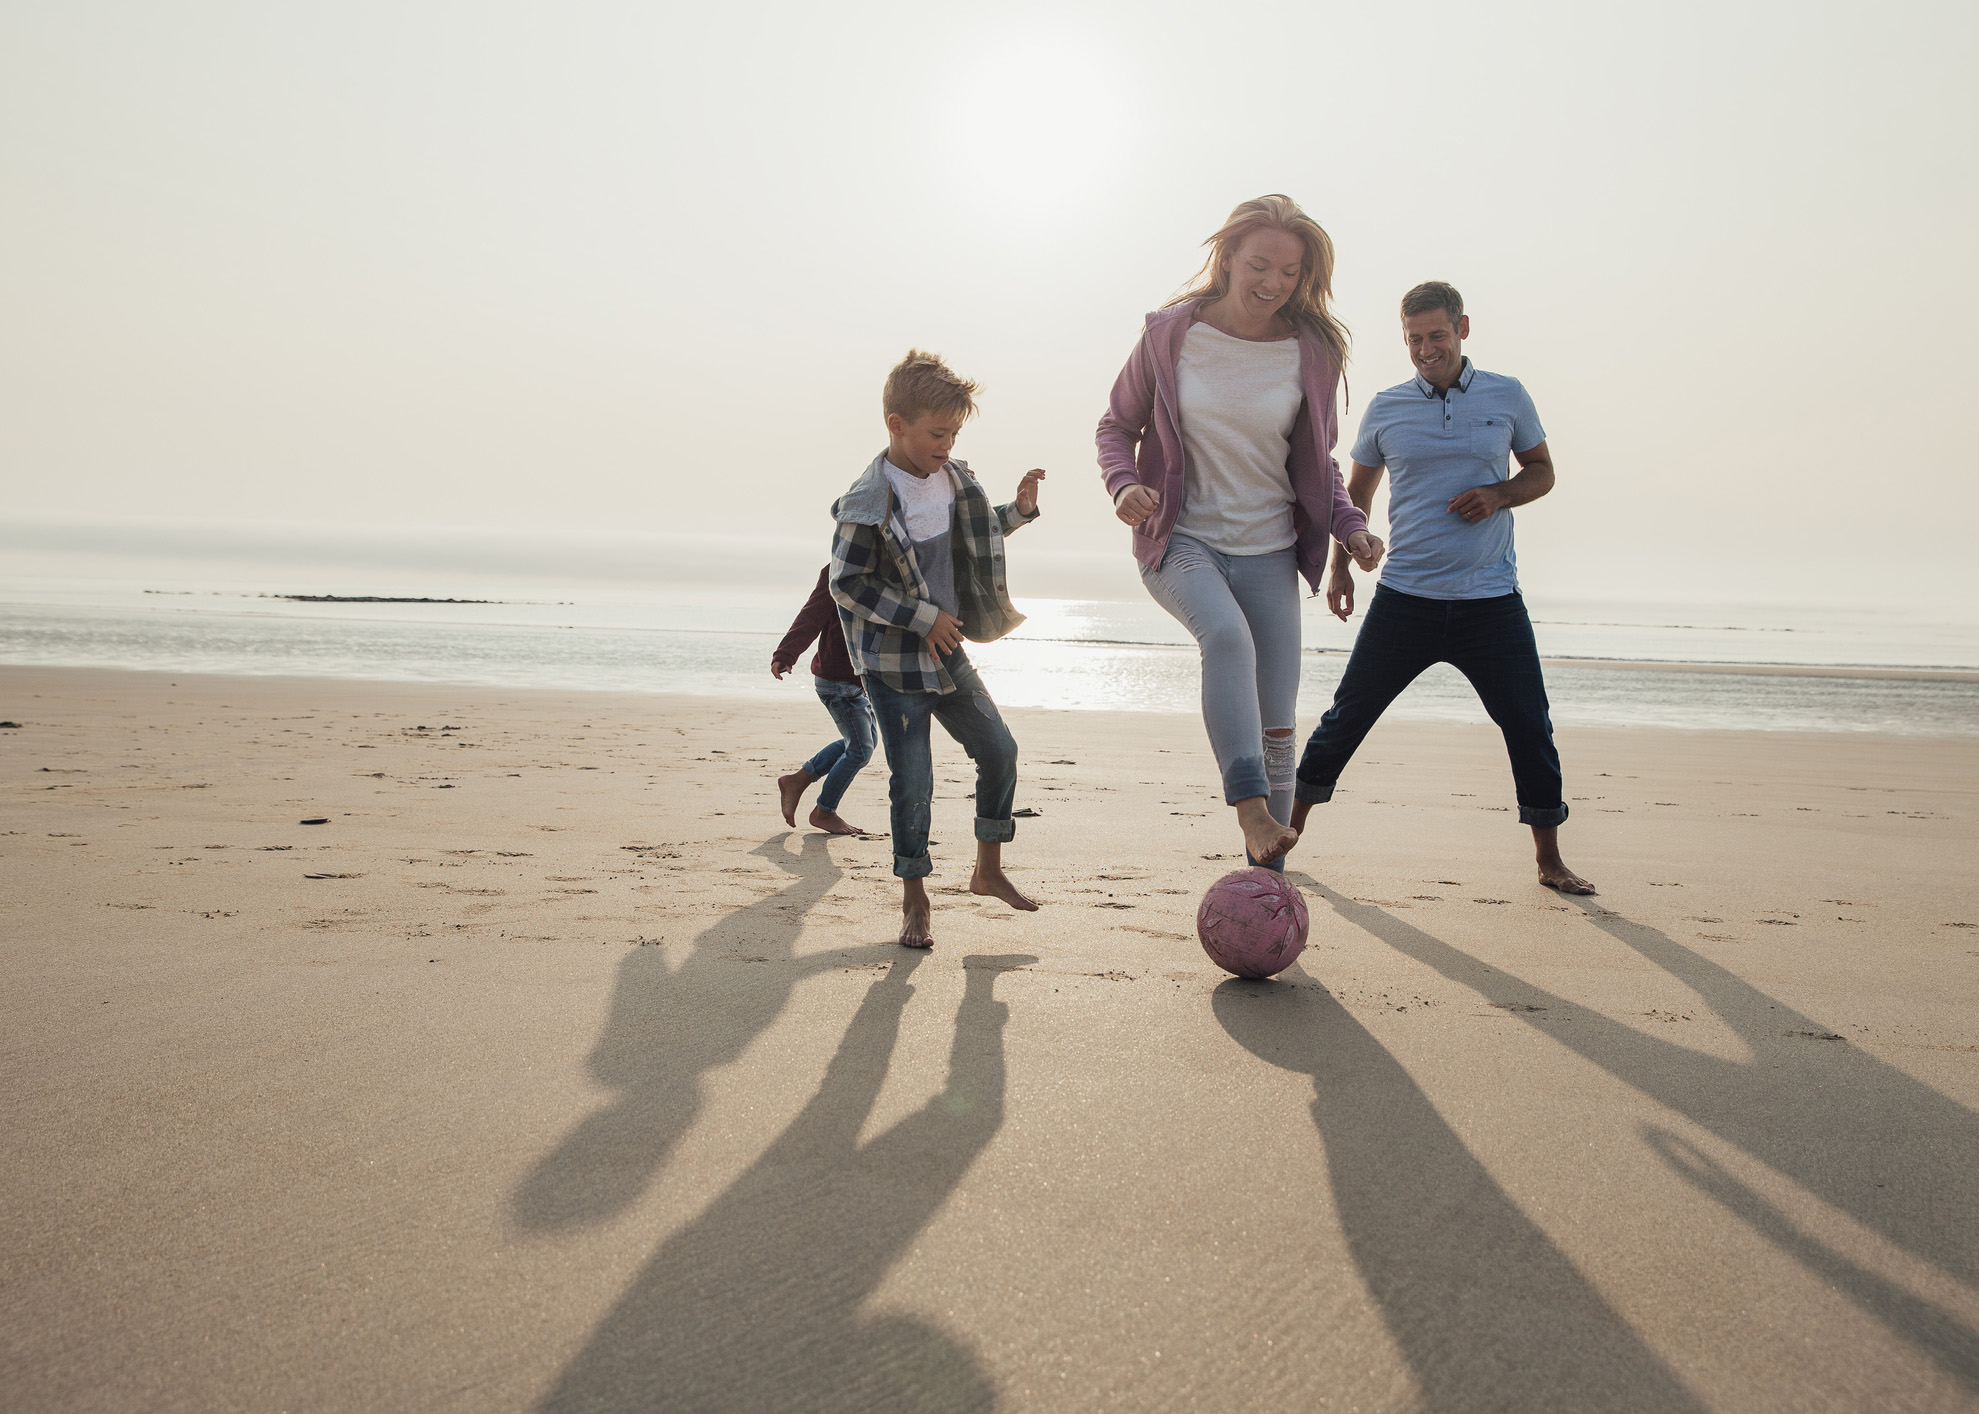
3, 660, 1977, 736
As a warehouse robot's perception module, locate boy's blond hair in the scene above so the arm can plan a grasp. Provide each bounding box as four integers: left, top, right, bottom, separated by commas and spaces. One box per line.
882, 349, 979, 424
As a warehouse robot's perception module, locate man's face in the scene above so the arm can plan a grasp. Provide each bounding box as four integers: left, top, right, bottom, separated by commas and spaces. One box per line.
1404, 308, 1471, 387
886, 409, 965, 477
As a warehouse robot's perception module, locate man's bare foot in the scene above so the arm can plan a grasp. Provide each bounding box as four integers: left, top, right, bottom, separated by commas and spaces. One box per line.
1531, 825, 1595, 894
900, 878, 934, 948
1539, 860, 1597, 895
809, 806, 869, 836
777, 769, 813, 828
970, 866, 1040, 912
1289, 799, 1312, 837
1236, 797, 1298, 865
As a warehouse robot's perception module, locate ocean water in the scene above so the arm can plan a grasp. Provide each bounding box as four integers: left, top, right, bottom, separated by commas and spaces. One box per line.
2, 574, 1977, 736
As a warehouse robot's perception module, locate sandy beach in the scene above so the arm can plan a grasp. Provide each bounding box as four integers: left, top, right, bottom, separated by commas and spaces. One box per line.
3, 663, 1976, 1412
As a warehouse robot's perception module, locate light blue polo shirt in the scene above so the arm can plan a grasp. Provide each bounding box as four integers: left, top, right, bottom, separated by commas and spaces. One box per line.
1351, 358, 1545, 600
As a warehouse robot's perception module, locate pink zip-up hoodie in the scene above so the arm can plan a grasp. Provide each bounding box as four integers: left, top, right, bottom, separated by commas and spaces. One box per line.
1096, 301, 1368, 594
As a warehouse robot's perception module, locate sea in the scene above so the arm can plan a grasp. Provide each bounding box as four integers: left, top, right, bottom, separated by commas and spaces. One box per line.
4, 570, 1977, 737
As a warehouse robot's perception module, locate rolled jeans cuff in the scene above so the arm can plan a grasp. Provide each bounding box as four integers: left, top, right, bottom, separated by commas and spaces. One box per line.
974, 814, 1015, 844
1294, 778, 1336, 806
1519, 802, 1569, 828
892, 852, 933, 880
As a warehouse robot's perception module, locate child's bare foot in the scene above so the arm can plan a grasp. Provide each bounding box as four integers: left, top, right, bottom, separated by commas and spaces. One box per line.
777, 769, 813, 828
809, 806, 869, 836
970, 866, 1039, 912
1236, 797, 1297, 865
900, 878, 934, 948
1290, 799, 1313, 837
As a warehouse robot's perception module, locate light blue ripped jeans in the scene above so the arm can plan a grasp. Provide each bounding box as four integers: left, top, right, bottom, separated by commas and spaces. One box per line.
1140, 534, 1301, 831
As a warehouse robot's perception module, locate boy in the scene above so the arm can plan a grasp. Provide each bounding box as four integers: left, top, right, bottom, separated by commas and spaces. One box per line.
772, 565, 876, 836
829, 350, 1046, 948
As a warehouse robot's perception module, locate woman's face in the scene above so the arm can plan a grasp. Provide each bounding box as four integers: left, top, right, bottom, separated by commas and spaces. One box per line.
1221, 228, 1306, 321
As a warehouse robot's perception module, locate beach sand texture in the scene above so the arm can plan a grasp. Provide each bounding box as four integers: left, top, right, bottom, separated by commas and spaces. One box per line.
4, 665, 1977, 1412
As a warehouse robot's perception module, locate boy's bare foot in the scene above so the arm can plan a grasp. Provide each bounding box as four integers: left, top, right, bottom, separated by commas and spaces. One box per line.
970, 866, 1039, 912
809, 806, 869, 836
900, 878, 934, 948
1289, 799, 1312, 837
1236, 797, 1298, 865
777, 769, 813, 828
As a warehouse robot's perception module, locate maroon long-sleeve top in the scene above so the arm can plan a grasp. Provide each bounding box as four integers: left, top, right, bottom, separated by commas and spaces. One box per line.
772, 566, 860, 684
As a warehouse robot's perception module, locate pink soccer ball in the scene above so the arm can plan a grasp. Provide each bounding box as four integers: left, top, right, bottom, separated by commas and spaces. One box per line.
1197, 868, 1309, 979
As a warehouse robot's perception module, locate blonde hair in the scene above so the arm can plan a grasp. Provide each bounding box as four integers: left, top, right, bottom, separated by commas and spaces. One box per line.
1166, 194, 1350, 371
882, 349, 979, 424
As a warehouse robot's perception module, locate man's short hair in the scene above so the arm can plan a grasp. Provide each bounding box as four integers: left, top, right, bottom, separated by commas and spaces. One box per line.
1400, 281, 1464, 322
883, 349, 979, 424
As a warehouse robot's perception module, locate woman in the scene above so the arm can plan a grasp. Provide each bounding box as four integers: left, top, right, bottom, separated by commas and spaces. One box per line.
1097, 194, 1384, 867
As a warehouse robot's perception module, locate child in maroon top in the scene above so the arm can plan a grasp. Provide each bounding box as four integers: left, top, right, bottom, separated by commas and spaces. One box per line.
772, 566, 877, 835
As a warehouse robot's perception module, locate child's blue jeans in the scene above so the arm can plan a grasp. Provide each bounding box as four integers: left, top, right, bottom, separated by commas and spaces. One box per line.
801, 678, 878, 813
863, 647, 1019, 879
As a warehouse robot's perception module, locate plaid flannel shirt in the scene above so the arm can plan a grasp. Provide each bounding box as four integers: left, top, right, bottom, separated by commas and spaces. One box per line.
829, 452, 1039, 694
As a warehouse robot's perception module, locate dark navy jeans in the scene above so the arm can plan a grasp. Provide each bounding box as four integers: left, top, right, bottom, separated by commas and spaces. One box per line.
863, 647, 1020, 879
1297, 586, 1569, 828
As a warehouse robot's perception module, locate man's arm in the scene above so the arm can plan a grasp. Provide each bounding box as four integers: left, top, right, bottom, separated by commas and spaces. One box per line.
1448, 440, 1555, 523
1327, 461, 1386, 621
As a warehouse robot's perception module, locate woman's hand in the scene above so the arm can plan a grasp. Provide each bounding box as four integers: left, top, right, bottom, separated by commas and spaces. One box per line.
1114, 484, 1161, 527
1346, 530, 1385, 572
1015, 468, 1046, 517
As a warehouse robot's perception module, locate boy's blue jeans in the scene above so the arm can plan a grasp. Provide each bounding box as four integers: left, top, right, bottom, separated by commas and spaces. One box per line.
1297, 586, 1569, 828
863, 647, 1019, 880
801, 678, 877, 812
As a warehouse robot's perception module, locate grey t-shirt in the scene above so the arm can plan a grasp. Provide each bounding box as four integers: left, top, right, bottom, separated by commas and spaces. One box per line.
884, 458, 960, 619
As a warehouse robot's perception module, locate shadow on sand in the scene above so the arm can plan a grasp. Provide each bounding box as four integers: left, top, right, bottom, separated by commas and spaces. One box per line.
512, 832, 871, 1233
1271, 877, 1979, 1401
537, 950, 1034, 1412
1214, 971, 1708, 1413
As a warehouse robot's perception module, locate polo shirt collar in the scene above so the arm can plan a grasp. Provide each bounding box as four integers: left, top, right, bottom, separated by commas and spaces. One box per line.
1414, 356, 1476, 399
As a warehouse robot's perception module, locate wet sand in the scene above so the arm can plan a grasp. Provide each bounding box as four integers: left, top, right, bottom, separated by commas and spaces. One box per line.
3, 664, 1977, 1412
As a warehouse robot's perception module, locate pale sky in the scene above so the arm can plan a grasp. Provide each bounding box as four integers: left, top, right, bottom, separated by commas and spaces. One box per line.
3, 0, 1975, 606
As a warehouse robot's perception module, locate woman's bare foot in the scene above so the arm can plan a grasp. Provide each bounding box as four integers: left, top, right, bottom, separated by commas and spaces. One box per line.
1236, 797, 1297, 865
899, 878, 934, 948
777, 769, 813, 827
809, 806, 869, 836
970, 866, 1039, 911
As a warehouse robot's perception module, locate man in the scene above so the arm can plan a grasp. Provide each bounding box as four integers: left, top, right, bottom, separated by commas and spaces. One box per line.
1291, 281, 1595, 894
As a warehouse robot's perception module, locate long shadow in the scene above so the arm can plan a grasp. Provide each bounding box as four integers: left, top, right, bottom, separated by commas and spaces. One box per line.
1300, 880, 1979, 1391
539, 951, 1034, 1412
1215, 976, 1708, 1413
512, 832, 875, 1233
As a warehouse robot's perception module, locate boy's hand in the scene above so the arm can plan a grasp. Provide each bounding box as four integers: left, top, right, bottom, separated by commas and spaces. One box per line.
1015, 468, 1046, 517
770, 658, 791, 680
925, 611, 965, 656
1327, 566, 1356, 622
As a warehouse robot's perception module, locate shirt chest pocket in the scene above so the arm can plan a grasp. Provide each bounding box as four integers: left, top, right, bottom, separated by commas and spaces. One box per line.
1469, 415, 1514, 463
